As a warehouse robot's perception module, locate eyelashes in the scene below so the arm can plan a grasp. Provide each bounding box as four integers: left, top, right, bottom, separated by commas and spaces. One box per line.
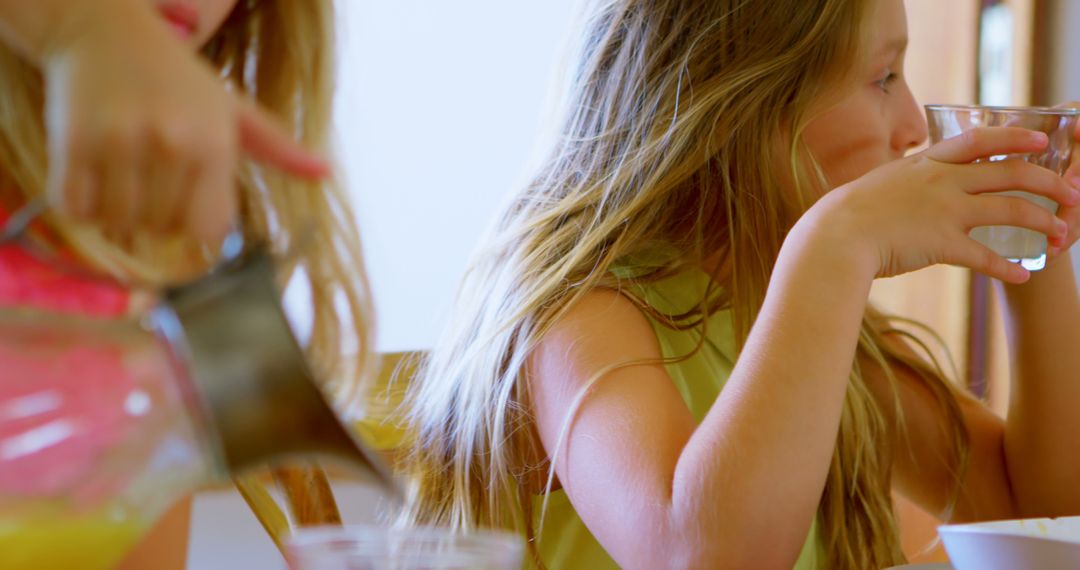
876, 72, 898, 93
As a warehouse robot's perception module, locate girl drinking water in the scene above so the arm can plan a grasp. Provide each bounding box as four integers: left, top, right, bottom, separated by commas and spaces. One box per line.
401, 0, 1080, 568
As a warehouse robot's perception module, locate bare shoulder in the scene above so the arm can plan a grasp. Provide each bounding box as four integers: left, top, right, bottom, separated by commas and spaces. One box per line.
521, 288, 669, 492
524, 288, 695, 496
528, 287, 665, 392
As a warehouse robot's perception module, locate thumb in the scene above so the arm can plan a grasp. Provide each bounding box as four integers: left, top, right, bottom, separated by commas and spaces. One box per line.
237, 97, 330, 179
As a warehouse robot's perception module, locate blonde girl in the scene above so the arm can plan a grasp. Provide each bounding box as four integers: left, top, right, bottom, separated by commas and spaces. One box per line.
402, 0, 1080, 568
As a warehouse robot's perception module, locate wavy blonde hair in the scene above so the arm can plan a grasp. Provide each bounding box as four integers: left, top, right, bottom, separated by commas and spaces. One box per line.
0, 0, 372, 402
401, 0, 972, 568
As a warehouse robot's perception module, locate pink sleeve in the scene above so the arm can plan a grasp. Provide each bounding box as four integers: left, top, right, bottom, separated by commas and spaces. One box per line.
0, 208, 129, 316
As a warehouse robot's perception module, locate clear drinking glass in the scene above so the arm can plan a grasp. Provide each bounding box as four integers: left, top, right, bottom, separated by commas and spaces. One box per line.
285, 526, 525, 570
925, 104, 1080, 271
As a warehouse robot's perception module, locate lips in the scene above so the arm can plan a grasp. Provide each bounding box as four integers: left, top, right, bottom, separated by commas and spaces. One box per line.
158, 2, 198, 39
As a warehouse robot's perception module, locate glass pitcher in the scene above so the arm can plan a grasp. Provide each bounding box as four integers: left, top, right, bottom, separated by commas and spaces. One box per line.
0, 202, 398, 569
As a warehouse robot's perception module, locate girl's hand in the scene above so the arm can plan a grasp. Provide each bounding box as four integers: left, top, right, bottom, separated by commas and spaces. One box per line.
1052, 101, 1080, 257
41, 2, 328, 245
805, 127, 1080, 284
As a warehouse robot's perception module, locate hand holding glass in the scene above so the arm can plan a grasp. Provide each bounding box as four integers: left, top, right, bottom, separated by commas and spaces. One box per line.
925, 105, 1079, 271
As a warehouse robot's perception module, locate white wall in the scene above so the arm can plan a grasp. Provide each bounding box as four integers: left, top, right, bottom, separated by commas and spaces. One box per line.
334, 0, 580, 352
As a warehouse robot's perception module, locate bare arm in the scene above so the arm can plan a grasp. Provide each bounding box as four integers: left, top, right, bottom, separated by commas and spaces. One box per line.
529, 219, 875, 569
995, 254, 1080, 515
991, 101, 1080, 515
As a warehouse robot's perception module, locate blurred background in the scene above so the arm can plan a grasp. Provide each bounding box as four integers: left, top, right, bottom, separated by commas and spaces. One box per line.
120, 0, 1080, 567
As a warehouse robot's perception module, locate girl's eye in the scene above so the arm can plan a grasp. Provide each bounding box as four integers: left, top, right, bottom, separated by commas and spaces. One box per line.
876, 72, 898, 93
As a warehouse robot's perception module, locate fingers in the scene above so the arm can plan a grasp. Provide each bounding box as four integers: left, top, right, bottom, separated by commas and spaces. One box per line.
950, 239, 1031, 284
44, 109, 97, 220
237, 98, 330, 179
1049, 202, 1080, 252
1056, 102, 1080, 190
925, 127, 1049, 164
957, 159, 1080, 207
967, 194, 1068, 241
38, 22, 335, 245
1066, 155, 1080, 190
49, 163, 96, 220
185, 144, 236, 245
145, 122, 190, 234
43, 81, 325, 242
160, 164, 193, 234
100, 131, 142, 234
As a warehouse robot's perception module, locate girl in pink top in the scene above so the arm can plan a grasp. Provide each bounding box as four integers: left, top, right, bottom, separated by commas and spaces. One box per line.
0, 0, 375, 565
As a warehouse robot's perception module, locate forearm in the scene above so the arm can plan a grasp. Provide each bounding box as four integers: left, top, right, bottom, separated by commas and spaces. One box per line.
0, 0, 155, 61
668, 222, 875, 568
998, 253, 1080, 514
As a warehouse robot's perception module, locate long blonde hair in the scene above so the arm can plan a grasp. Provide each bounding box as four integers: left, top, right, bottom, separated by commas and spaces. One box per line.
403, 1, 970, 568
0, 0, 373, 403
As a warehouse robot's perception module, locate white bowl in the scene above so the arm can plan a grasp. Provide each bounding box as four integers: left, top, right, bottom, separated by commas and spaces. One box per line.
939, 516, 1080, 569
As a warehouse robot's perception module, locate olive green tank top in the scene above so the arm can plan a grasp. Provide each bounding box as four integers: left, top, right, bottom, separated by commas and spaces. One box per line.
533, 268, 822, 569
